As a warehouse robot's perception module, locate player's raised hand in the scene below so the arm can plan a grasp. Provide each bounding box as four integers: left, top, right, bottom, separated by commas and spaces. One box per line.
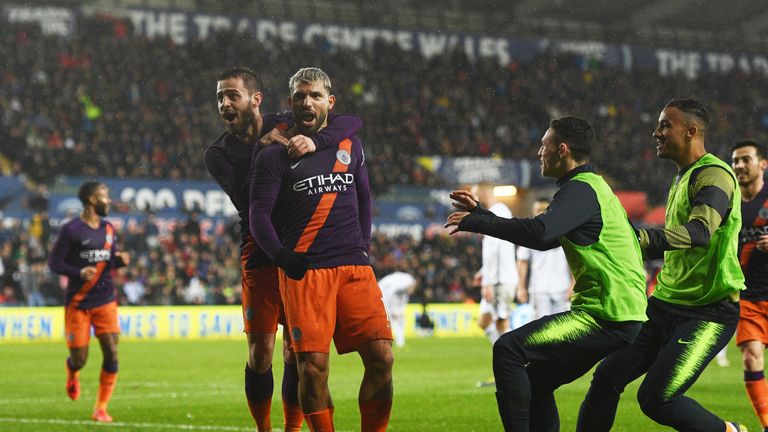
444, 211, 470, 235
259, 128, 290, 147
287, 135, 316, 159
449, 190, 479, 211
80, 266, 97, 281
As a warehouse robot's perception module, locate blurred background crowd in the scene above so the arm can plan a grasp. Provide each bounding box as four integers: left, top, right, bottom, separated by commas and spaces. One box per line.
0, 211, 481, 307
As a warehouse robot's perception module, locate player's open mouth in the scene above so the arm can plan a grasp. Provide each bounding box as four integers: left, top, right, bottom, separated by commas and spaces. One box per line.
223, 112, 237, 122
301, 112, 316, 124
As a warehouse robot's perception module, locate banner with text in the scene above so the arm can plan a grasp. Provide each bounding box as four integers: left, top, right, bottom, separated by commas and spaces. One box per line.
0, 303, 533, 343
6, 4, 768, 79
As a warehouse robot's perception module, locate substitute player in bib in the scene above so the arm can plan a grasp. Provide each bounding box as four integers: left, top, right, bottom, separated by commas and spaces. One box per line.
446, 116, 647, 432
205, 66, 362, 432
732, 139, 768, 431
48, 181, 129, 423
578, 99, 748, 432
250, 67, 393, 432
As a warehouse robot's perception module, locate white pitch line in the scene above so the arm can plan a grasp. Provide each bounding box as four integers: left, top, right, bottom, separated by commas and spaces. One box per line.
0, 389, 239, 405
0, 417, 353, 432
0, 417, 253, 431
123, 381, 239, 389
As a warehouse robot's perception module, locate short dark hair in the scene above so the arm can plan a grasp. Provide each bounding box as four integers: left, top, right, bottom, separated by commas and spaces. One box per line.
664, 98, 710, 130
78, 181, 104, 206
550, 116, 595, 161
219, 66, 261, 94
731, 139, 767, 160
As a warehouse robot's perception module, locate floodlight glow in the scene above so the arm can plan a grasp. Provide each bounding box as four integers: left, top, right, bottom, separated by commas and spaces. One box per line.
494, 185, 517, 197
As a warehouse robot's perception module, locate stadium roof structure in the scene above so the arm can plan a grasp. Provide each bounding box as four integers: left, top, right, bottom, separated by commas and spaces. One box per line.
79, 0, 768, 52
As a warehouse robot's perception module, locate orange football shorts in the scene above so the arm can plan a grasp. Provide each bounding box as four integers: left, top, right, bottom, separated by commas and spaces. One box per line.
279, 265, 392, 354
64, 300, 120, 349
737, 299, 768, 345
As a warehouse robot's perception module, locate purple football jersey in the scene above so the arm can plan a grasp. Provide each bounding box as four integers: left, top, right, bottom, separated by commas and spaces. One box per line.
48, 218, 124, 309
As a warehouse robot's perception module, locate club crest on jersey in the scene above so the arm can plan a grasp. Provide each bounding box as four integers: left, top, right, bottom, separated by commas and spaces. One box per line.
336, 149, 351, 165
760, 208, 768, 220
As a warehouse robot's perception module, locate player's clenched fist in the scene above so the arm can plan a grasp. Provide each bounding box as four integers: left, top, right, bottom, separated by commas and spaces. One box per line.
80, 266, 97, 281
287, 135, 316, 159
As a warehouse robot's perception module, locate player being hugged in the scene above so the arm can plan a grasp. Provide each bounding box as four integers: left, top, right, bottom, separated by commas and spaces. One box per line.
250, 67, 393, 432
48, 181, 129, 423
204, 66, 362, 432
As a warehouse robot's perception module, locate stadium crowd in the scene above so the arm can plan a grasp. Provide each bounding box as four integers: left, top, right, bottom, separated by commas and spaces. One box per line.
0, 212, 482, 306
3, 16, 768, 204
2, 14, 767, 307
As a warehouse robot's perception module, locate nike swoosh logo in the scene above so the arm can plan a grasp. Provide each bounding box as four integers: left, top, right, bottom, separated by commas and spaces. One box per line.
290, 160, 302, 169
677, 338, 692, 344
81, 239, 90, 245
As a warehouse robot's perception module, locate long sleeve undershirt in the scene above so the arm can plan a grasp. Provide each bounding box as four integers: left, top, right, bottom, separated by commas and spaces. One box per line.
458, 164, 603, 250
637, 166, 734, 259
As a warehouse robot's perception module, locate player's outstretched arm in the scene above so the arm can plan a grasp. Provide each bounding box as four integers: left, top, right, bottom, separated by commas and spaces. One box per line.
446, 181, 593, 251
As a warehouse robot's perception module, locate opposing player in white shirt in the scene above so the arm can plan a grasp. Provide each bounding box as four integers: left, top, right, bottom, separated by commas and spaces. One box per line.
378, 270, 417, 348
473, 183, 519, 344
516, 198, 574, 319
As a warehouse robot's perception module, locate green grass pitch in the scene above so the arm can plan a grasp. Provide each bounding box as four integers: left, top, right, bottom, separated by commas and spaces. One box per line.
0, 337, 757, 431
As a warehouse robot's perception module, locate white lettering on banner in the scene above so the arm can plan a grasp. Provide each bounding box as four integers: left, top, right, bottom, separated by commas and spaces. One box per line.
655, 49, 701, 79
118, 187, 235, 216
417, 33, 451, 58
557, 41, 607, 59
191, 14, 233, 40
656, 49, 768, 79
755, 57, 768, 75
127, 10, 188, 44
450, 158, 504, 184
705, 53, 735, 74
120, 187, 178, 212
6, 6, 74, 36
373, 223, 423, 241
123, 9, 511, 65
479, 37, 510, 65
182, 190, 237, 217
6, 6, 72, 22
